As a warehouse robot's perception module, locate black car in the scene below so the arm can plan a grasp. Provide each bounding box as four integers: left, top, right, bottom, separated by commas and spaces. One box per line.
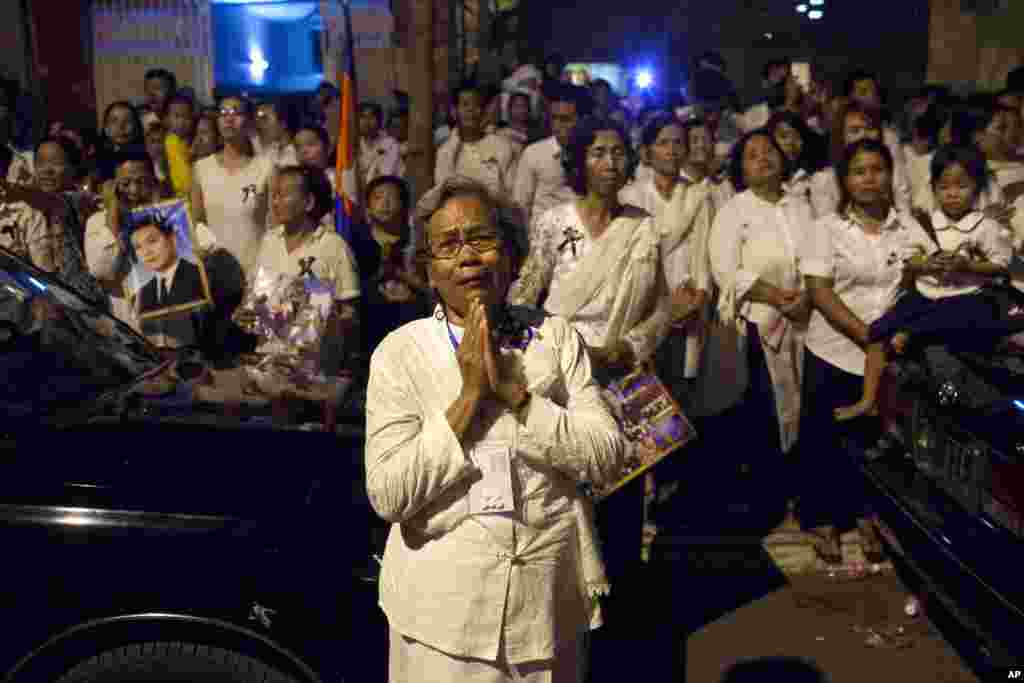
0, 247, 383, 682
850, 345, 1024, 673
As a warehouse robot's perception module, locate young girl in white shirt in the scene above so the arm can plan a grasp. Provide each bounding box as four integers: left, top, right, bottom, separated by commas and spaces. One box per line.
837, 144, 1017, 420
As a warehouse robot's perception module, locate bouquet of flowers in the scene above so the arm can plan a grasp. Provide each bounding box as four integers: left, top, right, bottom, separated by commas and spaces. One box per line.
234, 265, 340, 400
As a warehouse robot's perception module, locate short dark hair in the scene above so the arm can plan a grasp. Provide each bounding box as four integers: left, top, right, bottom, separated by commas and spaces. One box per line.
562, 117, 633, 196
543, 82, 592, 117
766, 110, 828, 174
166, 93, 196, 113
144, 68, 177, 93
276, 165, 334, 223
640, 112, 685, 151
836, 139, 895, 214
34, 136, 83, 175
112, 145, 156, 176
127, 209, 175, 240
366, 175, 411, 214
451, 80, 485, 108
102, 101, 143, 143
843, 69, 883, 101
359, 101, 384, 125
728, 129, 790, 192
930, 144, 990, 195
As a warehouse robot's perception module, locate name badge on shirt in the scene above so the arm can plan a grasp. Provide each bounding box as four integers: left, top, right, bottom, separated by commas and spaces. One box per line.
468, 442, 516, 515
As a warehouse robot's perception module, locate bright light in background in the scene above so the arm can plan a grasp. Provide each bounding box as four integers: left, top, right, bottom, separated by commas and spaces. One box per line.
248, 46, 269, 81
808, 9, 823, 19
810, 0, 824, 4
796, 3, 808, 12
635, 69, 654, 90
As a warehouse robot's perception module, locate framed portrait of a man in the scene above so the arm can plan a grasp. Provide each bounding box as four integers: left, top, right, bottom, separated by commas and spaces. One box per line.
125, 200, 213, 322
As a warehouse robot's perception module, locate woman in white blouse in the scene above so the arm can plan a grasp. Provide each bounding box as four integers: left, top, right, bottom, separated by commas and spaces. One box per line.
191, 96, 275, 285
800, 139, 934, 563
620, 113, 713, 413
708, 130, 813, 486
507, 116, 672, 634
366, 176, 626, 683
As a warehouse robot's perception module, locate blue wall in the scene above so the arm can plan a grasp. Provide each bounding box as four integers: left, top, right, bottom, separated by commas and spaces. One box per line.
212, 2, 324, 96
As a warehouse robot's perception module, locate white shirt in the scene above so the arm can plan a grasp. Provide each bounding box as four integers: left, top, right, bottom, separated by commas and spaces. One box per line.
914, 210, 1013, 300
512, 136, 575, 231
435, 132, 518, 199
709, 189, 814, 330
619, 177, 712, 291
359, 133, 404, 185
194, 154, 275, 280
801, 210, 934, 375
366, 312, 625, 664
256, 223, 361, 301
260, 140, 299, 168
680, 168, 735, 213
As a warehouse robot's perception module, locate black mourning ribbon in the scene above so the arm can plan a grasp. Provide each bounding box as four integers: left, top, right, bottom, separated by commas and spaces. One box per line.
298, 256, 317, 278
558, 226, 584, 257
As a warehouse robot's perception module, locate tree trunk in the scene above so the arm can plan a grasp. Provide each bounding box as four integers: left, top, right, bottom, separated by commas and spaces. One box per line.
407, 0, 435, 203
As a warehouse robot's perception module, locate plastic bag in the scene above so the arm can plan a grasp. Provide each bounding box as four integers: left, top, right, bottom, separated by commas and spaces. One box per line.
234, 266, 338, 397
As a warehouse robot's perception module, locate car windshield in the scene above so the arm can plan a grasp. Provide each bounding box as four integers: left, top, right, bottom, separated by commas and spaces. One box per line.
0, 248, 164, 421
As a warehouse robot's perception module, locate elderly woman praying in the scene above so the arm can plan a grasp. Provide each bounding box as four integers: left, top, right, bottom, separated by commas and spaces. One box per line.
364, 175, 626, 683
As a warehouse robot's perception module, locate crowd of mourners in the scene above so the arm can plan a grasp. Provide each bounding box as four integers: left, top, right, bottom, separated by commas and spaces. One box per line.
3, 50, 1024, 682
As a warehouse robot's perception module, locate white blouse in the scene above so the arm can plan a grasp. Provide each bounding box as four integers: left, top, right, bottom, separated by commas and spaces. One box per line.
366, 311, 625, 664
914, 210, 1013, 300
619, 177, 712, 292
801, 210, 934, 375
709, 189, 814, 331
194, 154, 275, 280
512, 136, 575, 230
508, 202, 670, 362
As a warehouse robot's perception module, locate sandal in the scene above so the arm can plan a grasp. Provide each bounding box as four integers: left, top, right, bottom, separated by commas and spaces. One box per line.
810, 527, 843, 565
858, 519, 886, 564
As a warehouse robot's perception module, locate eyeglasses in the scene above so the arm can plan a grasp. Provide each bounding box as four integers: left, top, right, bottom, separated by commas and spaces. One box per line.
219, 108, 245, 118
426, 228, 503, 260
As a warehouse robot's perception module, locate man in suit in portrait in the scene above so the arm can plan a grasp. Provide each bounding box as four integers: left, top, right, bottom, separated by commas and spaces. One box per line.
128, 213, 207, 347
130, 213, 205, 315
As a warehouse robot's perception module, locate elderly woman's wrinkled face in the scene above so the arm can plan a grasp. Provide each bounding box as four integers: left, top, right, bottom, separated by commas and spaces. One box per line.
585, 129, 628, 197
426, 194, 514, 322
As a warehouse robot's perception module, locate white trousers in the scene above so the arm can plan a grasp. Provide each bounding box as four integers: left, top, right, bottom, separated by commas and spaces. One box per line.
388, 627, 585, 683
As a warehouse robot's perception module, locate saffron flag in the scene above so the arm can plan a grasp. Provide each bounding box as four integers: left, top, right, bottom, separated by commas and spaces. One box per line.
334, 0, 360, 244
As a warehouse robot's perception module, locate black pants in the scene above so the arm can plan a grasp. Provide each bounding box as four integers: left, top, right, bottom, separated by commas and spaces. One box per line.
797, 350, 873, 531
869, 289, 1024, 350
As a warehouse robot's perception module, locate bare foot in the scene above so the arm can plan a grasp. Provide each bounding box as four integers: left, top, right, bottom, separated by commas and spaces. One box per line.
891, 331, 911, 355
834, 400, 878, 421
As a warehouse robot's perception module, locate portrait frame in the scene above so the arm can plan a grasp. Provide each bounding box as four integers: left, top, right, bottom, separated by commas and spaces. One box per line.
124, 199, 213, 322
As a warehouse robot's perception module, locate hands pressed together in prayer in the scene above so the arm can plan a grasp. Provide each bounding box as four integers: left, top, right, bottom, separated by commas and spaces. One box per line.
455, 296, 530, 415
